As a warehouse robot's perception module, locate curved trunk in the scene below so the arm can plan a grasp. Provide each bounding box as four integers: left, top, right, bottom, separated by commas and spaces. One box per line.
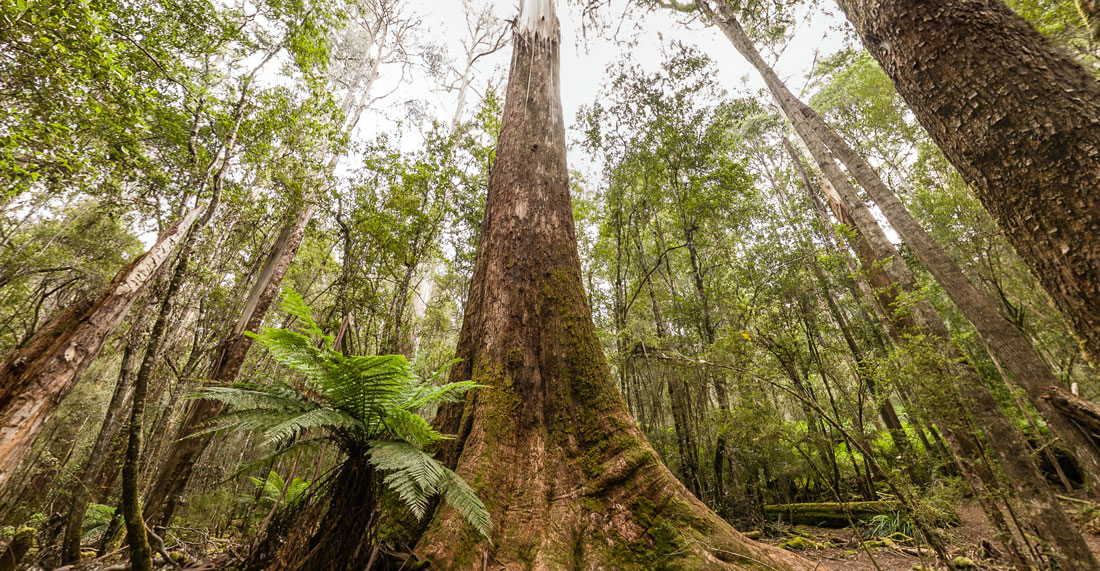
414, 2, 809, 568
834, 0, 1100, 367
0, 205, 203, 490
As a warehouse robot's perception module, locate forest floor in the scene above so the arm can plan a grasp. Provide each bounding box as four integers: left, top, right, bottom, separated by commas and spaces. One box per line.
756, 500, 1100, 570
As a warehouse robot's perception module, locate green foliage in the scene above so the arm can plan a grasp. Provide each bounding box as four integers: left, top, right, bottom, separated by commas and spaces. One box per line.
197, 289, 490, 537
81, 503, 116, 538
250, 471, 311, 508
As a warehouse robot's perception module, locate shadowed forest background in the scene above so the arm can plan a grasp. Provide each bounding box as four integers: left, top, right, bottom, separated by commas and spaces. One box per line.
3, 0, 1100, 569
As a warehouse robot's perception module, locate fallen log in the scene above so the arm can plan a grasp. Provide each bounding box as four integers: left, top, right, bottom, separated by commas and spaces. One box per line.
763, 502, 897, 528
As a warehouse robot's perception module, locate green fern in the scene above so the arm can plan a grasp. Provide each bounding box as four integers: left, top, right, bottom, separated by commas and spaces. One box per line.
250, 471, 311, 507
197, 289, 491, 538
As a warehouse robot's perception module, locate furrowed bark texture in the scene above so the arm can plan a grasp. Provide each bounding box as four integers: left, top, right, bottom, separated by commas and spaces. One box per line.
415, 4, 810, 569
0, 205, 202, 490
834, 0, 1100, 365
146, 204, 315, 526
804, 101, 1100, 492
700, 4, 1097, 566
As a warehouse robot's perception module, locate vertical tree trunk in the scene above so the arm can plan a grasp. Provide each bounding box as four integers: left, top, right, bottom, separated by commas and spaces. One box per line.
0, 205, 203, 490
834, 0, 1100, 365
414, 2, 809, 568
144, 204, 315, 526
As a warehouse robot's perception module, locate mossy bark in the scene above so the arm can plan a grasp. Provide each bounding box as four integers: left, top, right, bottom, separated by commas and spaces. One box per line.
414, 3, 811, 569
146, 204, 315, 526
0, 527, 34, 571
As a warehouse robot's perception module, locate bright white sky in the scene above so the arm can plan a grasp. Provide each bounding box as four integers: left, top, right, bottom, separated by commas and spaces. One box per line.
358, 0, 852, 177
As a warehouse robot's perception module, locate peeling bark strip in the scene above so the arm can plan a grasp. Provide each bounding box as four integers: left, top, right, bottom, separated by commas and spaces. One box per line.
414, 2, 809, 568
833, 0, 1100, 366
0, 205, 203, 489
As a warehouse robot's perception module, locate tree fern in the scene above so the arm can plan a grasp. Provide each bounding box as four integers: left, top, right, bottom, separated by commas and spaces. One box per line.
197, 289, 491, 538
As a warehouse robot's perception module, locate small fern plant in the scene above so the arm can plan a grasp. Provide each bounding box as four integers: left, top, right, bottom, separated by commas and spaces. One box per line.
195, 290, 490, 539
250, 471, 311, 508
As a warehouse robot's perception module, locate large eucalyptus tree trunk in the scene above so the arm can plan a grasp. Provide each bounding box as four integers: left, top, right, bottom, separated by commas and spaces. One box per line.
698, 4, 1097, 567
803, 100, 1100, 492
413, 2, 809, 568
833, 0, 1100, 366
0, 205, 202, 490
144, 203, 315, 526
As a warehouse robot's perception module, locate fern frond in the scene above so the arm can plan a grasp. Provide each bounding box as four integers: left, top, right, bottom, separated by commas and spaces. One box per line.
367, 440, 490, 537
189, 408, 307, 439
440, 469, 492, 538
325, 354, 414, 428
383, 407, 446, 447
402, 380, 482, 411
247, 328, 329, 381
259, 407, 364, 447
193, 383, 315, 410
278, 288, 332, 345
368, 440, 447, 519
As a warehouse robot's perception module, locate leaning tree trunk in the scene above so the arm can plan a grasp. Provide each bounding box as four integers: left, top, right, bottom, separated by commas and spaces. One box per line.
833, 0, 1100, 365
60, 326, 143, 564
801, 98, 1100, 493
699, 4, 1097, 566
0, 205, 203, 490
413, 2, 809, 568
144, 203, 315, 526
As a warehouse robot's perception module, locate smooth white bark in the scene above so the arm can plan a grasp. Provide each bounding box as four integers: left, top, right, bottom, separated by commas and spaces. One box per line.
517, 0, 556, 36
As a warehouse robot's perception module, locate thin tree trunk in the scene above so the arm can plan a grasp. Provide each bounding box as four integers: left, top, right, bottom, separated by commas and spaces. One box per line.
145, 203, 315, 526
414, 2, 810, 567
0, 205, 203, 489
698, 5, 1095, 566
834, 0, 1100, 366
60, 325, 143, 564
800, 95, 1100, 493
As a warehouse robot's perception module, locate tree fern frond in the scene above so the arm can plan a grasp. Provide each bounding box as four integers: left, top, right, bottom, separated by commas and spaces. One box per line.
259, 407, 364, 447
402, 380, 482, 411
383, 407, 446, 447
189, 408, 307, 439
278, 288, 332, 346
366, 440, 490, 537
247, 328, 329, 381
368, 440, 447, 518
193, 383, 315, 411
440, 468, 492, 539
